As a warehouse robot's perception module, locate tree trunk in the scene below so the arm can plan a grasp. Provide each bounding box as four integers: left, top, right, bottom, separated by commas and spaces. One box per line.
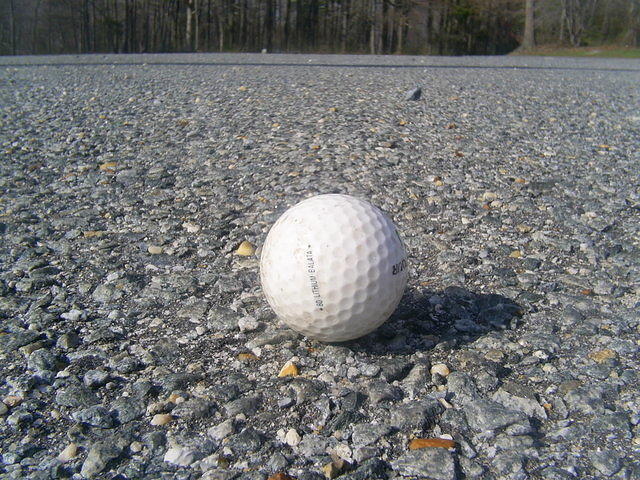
396, 13, 404, 54
9, 0, 16, 55
522, 0, 535, 49
628, 0, 639, 46
340, 0, 348, 53
194, 0, 199, 51
32, 0, 43, 54
186, 0, 194, 51
559, 1, 566, 44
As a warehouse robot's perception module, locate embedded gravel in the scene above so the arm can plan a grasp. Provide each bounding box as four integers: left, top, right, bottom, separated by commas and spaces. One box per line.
0, 53, 639, 480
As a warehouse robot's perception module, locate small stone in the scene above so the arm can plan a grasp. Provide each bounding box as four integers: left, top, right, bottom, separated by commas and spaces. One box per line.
182, 222, 200, 233
0, 402, 7, 415
224, 395, 261, 416
166, 392, 184, 403
404, 87, 421, 101
588, 349, 617, 364
392, 447, 456, 480
61, 309, 87, 321
481, 191, 498, 202
129, 441, 143, 453
351, 423, 391, 446
147, 245, 163, 254
409, 438, 456, 450
84, 369, 110, 388
464, 399, 529, 432
208, 419, 235, 440
323, 460, 346, 479
589, 450, 622, 476
238, 316, 260, 332
151, 413, 173, 425
285, 428, 302, 447
3, 395, 23, 407
99, 161, 117, 171
238, 352, 259, 362
278, 396, 295, 408
268, 474, 297, 480
236, 240, 256, 256
57, 332, 81, 349
171, 396, 215, 419
484, 349, 505, 362
226, 427, 264, 453
246, 328, 299, 348
6, 409, 33, 426
368, 379, 403, 404
28, 348, 59, 372
388, 399, 444, 430
83, 230, 105, 238
279, 361, 299, 377
81, 437, 126, 478
164, 446, 196, 466
19, 340, 45, 356
563, 386, 605, 415
58, 443, 78, 462
430, 364, 450, 377
72, 405, 115, 428
509, 250, 523, 258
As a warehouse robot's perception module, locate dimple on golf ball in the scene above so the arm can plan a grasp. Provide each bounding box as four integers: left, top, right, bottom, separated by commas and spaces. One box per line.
260, 194, 408, 342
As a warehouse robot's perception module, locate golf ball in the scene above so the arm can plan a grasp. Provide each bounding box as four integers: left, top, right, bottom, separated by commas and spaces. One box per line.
260, 194, 408, 342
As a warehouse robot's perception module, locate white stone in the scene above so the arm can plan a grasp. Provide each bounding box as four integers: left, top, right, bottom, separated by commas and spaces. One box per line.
285, 428, 302, 447
238, 316, 259, 332
58, 443, 78, 462
164, 447, 196, 466
430, 363, 451, 377
207, 419, 235, 440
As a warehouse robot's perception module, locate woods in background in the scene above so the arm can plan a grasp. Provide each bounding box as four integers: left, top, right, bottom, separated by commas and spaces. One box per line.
1, 0, 638, 56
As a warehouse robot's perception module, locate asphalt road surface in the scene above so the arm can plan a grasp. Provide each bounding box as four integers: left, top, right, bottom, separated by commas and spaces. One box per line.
1, 53, 639, 480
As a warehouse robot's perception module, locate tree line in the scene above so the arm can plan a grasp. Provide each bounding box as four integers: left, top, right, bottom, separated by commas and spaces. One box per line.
1, 0, 638, 56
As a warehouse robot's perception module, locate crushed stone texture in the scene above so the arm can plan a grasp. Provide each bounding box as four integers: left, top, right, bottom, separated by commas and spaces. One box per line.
0, 53, 639, 480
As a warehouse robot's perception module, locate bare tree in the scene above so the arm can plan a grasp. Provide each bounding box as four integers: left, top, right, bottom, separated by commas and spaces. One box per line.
628, 0, 639, 46
560, 0, 599, 46
9, 0, 17, 54
522, 0, 535, 49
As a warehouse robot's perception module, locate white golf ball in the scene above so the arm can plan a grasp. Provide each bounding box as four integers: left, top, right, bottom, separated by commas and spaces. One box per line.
260, 194, 408, 342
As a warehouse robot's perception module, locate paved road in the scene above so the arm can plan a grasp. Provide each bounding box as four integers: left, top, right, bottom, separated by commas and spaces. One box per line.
0, 54, 638, 480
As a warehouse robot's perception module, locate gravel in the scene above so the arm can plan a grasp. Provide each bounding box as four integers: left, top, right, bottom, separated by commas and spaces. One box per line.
1, 53, 639, 479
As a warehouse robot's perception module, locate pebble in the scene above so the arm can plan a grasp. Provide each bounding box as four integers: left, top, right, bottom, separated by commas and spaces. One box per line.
236, 240, 256, 256
164, 446, 197, 466
278, 361, 300, 377
72, 405, 116, 428
285, 428, 302, 447
409, 438, 456, 450
588, 349, 617, 364
464, 399, 529, 432
589, 450, 622, 476
3, 395, 23, 408
58, 443, 78, 462
392, 447, 456, 480
404, 87, 422, 101
238, 316, 260, 332
150, 413, 173, 426
81, 436, 127, 478
430, 363, 451, 377
208, 419, 235, 440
